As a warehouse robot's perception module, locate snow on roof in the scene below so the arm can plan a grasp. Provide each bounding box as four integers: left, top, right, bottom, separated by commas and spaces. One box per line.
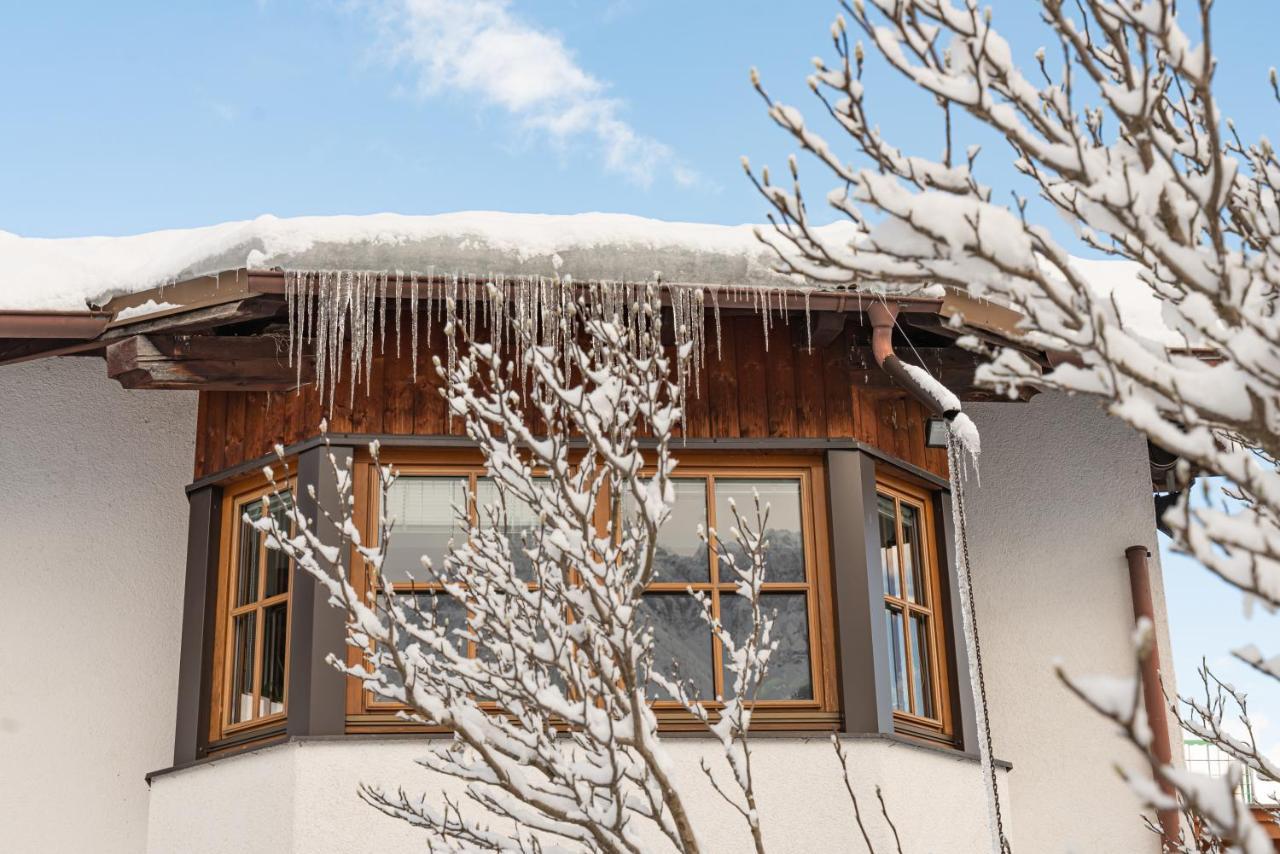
1069, 256, 1188, 347
0, 212, 851, 312
0, 210, 1182, 347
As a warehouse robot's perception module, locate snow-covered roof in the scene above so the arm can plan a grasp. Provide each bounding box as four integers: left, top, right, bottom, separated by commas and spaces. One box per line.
0, 212, 852, 313
0, 210, 1182, 347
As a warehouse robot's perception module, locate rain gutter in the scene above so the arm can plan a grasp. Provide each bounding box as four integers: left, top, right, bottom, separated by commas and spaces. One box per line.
0, 310, 112, 339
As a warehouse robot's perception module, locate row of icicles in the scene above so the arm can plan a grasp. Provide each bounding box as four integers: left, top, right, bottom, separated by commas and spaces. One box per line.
283, 270, 829, 414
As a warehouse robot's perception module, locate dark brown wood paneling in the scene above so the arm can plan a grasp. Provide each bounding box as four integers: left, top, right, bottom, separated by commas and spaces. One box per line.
413, 320, 444, 436
351, 355, 384, 435
191, 308, 950, 483
222, 393, 246, 471
822, 335, 854, 439
707, 319, 740, 437
684, 367, 711, 438
242, 393, 267, 461
734, 316, 768, 438
329, 366, 355, 434
193, 394, 211, 478
793, 343, 826, 439
765, 328, 797, 438
383, 347, 415, 435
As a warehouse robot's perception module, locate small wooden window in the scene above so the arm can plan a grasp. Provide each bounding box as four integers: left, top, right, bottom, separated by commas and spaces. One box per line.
635, 468, 830, 717
876, 474, 952, 741
212, 479, 294, 741
365, 467, 545, 709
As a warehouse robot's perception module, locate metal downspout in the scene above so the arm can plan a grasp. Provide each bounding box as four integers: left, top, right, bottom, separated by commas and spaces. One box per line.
1125, 545, 1180, 846
866, 301, 961, 420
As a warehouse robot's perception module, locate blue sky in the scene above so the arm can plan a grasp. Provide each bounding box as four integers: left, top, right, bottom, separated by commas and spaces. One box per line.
4, 1, 1277, 755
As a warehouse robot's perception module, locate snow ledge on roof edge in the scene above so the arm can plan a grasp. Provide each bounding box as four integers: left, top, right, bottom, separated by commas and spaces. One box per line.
0, 212, 854, 312
0, 210, 1181, 347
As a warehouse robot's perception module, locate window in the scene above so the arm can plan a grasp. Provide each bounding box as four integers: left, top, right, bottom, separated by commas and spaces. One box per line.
365, 467, 542, 707
877, 475, 951, 740
632, 459, 838, 726
350, 452, 838, 729
214, 481, 294, 739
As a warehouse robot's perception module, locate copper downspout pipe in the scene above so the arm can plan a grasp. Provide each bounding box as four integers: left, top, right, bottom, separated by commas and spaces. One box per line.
1125, 544, 1180, 846
867, 301, 961, 419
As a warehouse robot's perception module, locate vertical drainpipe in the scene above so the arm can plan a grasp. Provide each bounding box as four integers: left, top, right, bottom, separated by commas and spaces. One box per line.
1125, 544, 1180, 845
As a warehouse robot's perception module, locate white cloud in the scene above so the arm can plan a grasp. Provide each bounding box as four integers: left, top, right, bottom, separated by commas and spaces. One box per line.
368, 0, 694, 187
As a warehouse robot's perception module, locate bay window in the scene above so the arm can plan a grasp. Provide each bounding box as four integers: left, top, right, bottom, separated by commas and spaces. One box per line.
195, 448, 960, 749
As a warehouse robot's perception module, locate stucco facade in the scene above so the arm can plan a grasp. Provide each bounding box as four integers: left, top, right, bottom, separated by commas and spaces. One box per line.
0, 357, 195, 854
1, 359, 1168, 853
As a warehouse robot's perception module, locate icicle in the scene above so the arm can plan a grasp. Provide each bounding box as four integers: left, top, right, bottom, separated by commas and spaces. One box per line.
709, 285, 723, 359
378, 272, 388, 362
804, 288, 814, 353
285, 270, 296, 368
394, 271, 403, 357
761, 286, 771, 352
410, 273, 420, 382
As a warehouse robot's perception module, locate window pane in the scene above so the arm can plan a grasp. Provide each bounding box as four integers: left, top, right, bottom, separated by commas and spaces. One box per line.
263, 491, 294, 598
237, 502, 263, 607
638, 594, 714, 700
877, 496, 900, 599
716, 479, 805, 582
383, 476, 470, 583
909, 613, 935, 719
476, 478, 542, 582
625, 478, 710, 582
229, 613, 256, 724
901, 503, 926, 605
259, 603, 288, 716
378, 593, 469, 695
721, 593, 813, 700
885, 606, 909, 712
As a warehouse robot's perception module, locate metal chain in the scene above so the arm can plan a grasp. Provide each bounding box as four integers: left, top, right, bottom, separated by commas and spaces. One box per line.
948, 437, 1012, 854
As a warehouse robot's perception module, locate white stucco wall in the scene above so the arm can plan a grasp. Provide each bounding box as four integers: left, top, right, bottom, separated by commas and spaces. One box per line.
147, 736, 1008, 854
965, 392, 1173, 853
0, 357, 196, 854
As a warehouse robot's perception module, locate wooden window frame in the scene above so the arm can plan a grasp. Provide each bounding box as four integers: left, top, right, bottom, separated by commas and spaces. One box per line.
345, 448, 839, 732
875, 471, 954, 744
208, 473, 296, 745
641, 455, 840, 730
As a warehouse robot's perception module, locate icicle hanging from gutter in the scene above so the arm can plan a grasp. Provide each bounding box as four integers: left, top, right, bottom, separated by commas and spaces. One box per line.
284, 269, 766, 416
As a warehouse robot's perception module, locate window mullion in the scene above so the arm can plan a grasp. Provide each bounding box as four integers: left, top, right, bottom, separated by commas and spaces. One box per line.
894, 497, 918, 717
704, 476, 724, 700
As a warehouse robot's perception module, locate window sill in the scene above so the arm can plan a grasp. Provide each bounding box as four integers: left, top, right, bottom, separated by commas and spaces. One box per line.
146, 728, 1010, 787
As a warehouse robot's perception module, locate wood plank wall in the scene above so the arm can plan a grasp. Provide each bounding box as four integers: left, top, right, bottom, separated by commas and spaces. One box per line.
192, 314, 949, 481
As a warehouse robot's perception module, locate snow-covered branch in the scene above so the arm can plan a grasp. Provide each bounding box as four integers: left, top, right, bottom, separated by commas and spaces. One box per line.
750, 0, 1280, 847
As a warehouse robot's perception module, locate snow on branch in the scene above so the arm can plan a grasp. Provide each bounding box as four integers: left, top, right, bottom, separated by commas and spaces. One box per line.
749, 0, 1280, 848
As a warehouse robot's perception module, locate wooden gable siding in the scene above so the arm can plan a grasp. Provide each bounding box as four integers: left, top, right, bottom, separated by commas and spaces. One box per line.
192, 318, 949, 481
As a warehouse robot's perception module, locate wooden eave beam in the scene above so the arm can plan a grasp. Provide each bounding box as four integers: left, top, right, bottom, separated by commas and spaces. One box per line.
106, 333, 313, 391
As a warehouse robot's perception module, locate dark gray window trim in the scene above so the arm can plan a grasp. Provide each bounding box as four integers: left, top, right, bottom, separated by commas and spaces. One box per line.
186, 434, 950, 495
173, 485, 223, 765
823, 450, 978, 752
286, 445, 351, 738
